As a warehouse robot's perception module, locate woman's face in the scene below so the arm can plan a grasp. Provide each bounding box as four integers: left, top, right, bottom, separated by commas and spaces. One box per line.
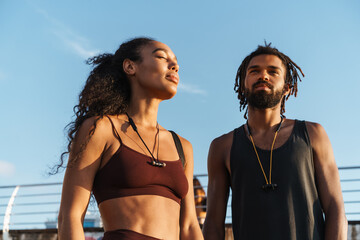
129, 41, 179, 100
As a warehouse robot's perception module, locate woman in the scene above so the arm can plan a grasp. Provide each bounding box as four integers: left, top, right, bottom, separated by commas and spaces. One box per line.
57, 37, 203, 240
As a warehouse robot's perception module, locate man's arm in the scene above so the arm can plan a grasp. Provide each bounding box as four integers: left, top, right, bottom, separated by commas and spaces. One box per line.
203, 134, 232, 240
306, 122, 348, 240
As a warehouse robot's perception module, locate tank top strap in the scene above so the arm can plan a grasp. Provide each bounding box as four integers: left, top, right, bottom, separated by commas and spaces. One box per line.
105, 115, 123, 144
293, 120, 311, 146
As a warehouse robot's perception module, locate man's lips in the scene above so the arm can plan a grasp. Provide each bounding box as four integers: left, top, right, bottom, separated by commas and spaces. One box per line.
253, 81, 273, 90
166, 74, 179, 84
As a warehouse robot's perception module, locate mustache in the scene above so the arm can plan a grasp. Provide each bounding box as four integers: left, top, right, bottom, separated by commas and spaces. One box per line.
252, 80, 273, 90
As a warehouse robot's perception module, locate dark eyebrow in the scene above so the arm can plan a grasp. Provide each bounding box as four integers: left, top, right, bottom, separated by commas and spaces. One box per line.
152, 48, 178, 61
247, 65, 282, 72
247, 65, 260, 70
268, 66, 283, 72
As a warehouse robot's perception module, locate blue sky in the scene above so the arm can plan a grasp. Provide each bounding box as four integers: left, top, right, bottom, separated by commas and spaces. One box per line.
0, 0, 359, 218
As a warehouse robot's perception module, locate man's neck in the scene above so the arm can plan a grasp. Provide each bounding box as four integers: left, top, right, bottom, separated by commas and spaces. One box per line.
247, 106, 282, 134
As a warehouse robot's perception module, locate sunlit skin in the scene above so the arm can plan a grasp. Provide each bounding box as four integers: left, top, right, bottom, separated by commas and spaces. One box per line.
203, 54, 347, 240
58, 41, 204, 240
245, 54, 287, 93
127, 41, 180, 104
244, 54, 290, 139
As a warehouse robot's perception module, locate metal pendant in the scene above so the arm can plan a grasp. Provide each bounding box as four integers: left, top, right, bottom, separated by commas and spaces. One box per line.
147, 161, 166, 167
262, 183, 278, 191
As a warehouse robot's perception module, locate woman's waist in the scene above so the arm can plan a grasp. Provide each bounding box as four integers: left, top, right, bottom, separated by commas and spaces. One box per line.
99, 195, 180, 234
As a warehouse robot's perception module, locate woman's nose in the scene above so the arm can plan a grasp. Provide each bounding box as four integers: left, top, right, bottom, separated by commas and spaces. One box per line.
170, 62, 179, 72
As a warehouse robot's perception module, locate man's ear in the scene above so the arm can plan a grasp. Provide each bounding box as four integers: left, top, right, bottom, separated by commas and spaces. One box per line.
283, 83, 291, 95
123, 59, 136, 75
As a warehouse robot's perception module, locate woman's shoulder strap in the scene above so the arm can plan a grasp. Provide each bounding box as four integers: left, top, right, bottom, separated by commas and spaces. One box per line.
169, 130, 185, 168
105, 115, 123, 144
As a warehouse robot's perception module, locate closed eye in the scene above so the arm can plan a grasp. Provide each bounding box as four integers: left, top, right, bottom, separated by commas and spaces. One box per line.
269, 70, 279, 75
156, 56, 167, 60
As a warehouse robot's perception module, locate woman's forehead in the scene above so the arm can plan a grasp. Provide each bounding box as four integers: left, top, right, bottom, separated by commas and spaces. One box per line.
142, 41, 175, 56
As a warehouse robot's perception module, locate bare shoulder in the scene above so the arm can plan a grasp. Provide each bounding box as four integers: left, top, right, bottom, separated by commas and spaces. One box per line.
209, 130, 234, 158
79, 115, 113, 132
72, 116, 116, 155
305, 120, 325, 132
175, 134, 194, 164
212, 130, 234, 146
177, 134, 193, 151
304, 121, 329, 142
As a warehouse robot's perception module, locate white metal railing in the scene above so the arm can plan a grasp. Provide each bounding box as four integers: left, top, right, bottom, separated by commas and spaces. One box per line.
0, 168, 359, 231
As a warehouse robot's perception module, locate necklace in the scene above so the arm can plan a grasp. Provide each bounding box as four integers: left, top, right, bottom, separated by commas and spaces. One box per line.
246, 117, 284, 191
126, 113, 165, 167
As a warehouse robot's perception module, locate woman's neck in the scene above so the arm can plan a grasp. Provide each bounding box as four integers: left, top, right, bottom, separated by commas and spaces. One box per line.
127, 98, 160, 128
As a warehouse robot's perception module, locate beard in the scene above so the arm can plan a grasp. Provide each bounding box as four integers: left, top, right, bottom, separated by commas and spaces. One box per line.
245, 81, 285, 109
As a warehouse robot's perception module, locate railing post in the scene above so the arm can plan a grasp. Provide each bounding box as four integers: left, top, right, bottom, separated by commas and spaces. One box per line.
2, 185, 20, 240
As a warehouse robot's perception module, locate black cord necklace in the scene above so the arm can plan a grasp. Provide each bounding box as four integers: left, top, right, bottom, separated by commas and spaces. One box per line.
246, 117, 284, 191
126, 113, 166, 167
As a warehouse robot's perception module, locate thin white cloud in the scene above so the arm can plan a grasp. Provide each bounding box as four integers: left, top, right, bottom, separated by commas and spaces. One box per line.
36, 8, 100, 59
0, 160, 15, 177
53, 31, 100, 59
178, 82, 207, 95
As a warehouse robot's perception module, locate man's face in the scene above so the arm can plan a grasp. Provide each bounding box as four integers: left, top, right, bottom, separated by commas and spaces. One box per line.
244, 54, 289, 109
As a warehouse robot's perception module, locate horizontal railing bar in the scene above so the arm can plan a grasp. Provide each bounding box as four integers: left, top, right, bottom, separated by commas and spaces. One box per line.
17, 193, 61, 198
0, 193, 61, 198
0, 193, 61, 199
0, 182, 62, 189
341, 179, 360, 182
194, 174, 208, 177
0, 211, 56, 216
0, 202, 60, 207
0, 222, 50, 226
338, 166, 360, 170
344, 201, 360, 204
0, 196, 13, 199
0, 209, 99, 217
342, 189, 360, 193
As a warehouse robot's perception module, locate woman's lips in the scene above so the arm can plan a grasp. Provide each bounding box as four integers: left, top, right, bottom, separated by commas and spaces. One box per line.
166, 73, 179, 84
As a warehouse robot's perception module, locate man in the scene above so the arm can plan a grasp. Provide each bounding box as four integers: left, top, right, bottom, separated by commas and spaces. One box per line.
202, 44, 347, 240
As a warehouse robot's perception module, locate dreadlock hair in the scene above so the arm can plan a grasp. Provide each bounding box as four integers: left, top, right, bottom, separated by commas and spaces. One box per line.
234, 42, 305, 119
51, 37, 155, 174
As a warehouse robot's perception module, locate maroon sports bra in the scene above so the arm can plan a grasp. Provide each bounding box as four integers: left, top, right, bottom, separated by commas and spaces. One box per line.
92, 121, 189, 205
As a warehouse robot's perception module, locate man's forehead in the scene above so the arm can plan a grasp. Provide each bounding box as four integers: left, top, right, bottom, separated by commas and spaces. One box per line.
247, 54, 284, 68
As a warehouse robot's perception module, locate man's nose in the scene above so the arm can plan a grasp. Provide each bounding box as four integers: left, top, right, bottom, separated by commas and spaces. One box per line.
259, 71, 269, 81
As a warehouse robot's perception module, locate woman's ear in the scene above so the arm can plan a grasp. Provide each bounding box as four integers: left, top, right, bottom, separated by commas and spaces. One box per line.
123, 59, 136, 75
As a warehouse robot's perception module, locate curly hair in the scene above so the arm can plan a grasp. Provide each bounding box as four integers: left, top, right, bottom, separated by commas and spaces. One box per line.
51, 37, 155, 174
234, 43, 305, 119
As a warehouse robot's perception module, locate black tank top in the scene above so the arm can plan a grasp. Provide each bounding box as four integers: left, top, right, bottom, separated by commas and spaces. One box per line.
230, 120, 325, 240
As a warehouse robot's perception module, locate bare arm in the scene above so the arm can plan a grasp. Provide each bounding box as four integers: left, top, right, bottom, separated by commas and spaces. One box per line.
306, 122, 347, 240
179, 137, 204, 240
58, 118, 110, 240
202, 134, 231, 240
